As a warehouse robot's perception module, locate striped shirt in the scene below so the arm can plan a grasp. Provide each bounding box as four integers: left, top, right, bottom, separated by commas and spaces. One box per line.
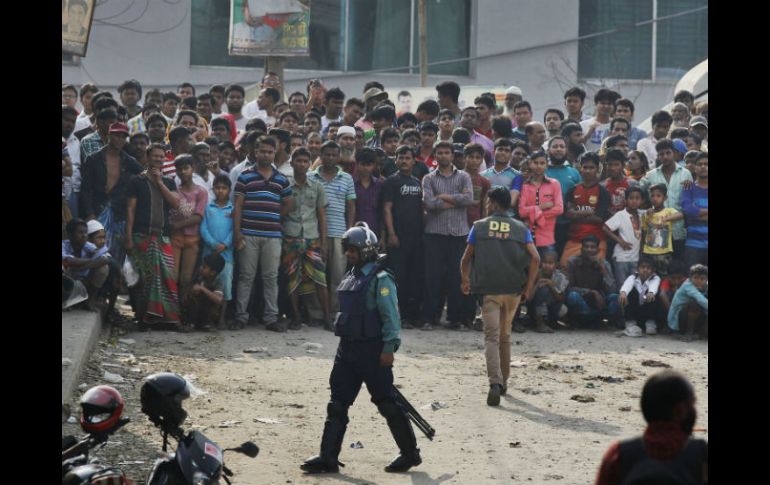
481, 165, 521, 191
234, 167, 292, 238
309, 166, 356, 237
422, 167, 474, 237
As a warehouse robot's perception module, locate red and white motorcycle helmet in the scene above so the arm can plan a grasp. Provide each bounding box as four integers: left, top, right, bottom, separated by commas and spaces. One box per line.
79, 385, 125, 434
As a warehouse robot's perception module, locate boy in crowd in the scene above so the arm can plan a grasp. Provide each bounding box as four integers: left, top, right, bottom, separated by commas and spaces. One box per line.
581, 88, 618, 152
283, 147, 332, 330
637, 111, 673, 169
182, 253, 226, 331
603, 186, 644, 291
353, 148, 385, 244
526, 251, 569, 333
482, 138, 522, 209
170, 155, 208, 303
86, 220, 122, 318
667, 264, 708, 341
601, 148, 638, 218
618, 258, 661, 337
641, 184, 683, 277
462, 143, 491, 330
377, 129, 400, 178
680, 152, 708, 268
62, 218, 111, 312
200, 174, 234, 327
561, 152, 610, 268
657, 260, 688, 329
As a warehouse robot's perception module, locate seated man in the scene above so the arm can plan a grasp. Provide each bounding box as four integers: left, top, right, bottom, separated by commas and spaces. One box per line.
564, 235, 620, 327
86, 220, 123, 319
182, 253, 227, 331
667, 264, 708, 341
62, 218, 111, 311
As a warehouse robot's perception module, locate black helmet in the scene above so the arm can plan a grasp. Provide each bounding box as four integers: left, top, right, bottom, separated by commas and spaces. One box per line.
342, 222, 379, 262
140, 372, 191, 431
79, 385, 124, 434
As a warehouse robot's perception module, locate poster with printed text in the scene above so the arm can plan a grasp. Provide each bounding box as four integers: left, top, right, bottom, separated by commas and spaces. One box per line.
62, 0, 96, 57
229, 0, 310, 57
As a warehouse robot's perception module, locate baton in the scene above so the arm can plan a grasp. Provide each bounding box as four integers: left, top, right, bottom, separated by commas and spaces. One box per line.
393, 386, 435, 440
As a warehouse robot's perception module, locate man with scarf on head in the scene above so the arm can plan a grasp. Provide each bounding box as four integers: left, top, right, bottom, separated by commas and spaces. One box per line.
301, 222, 422, 474
595, 370, 707, 484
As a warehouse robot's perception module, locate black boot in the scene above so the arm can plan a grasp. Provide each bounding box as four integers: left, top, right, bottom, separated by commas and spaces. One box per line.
378, 401, 422, 473
300, 401, 348, 473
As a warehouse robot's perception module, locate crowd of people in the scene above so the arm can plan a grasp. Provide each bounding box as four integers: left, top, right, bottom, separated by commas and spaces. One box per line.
61, 74, 708, 340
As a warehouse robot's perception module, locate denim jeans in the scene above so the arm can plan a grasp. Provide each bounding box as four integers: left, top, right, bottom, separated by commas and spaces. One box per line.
565, 290, 620, 326
612, 260, 638, 292
529, 286, 566, 324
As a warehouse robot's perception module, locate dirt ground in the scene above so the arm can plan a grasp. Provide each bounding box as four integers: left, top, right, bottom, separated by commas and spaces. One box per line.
62, 323, 707, 485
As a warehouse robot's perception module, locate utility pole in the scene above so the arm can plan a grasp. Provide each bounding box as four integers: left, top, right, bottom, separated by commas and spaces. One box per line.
264, 56, 287, 100
418, 0, 427, 87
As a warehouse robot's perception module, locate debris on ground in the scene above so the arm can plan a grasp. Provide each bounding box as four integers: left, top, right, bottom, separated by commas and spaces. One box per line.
519, 388, 541, 395
350, 441, 364, 449
421, 401, 449, 411
219, 420, 241, 428
62, 358, 73, 366
243, 347, 268, 353
254, 417, 283, 424
641, 360, 671, 368
584, 375, 624, 383
103, 371, 125, 383
619, 406, 632, 412
509, 441, 521, 448
67, 416, 78, 424
510, 360, 527, 368
570, 395, 596, 403
118, 338, 136, 346
304, 342, 323, 350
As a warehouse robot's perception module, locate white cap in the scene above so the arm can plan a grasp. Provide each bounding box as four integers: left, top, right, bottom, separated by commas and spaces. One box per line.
336, 126, 356, 139
505, 86, 523, 96
86, 220, 105, 235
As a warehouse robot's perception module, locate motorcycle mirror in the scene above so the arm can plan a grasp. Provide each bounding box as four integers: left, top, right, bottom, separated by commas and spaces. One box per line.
227, 441, 259, 458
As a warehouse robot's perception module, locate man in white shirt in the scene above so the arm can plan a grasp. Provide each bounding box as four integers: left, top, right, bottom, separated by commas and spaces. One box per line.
321, 87, 345, 132
580, 88, 618, 152
637, 110, 674, 169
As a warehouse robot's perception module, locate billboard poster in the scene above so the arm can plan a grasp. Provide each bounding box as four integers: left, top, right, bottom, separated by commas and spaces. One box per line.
229, 0, 310, 57
62, 0, 96, 57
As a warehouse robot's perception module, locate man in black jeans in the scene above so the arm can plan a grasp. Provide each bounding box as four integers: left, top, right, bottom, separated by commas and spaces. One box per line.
383, 145, 424, 328
421, 141, 474, 330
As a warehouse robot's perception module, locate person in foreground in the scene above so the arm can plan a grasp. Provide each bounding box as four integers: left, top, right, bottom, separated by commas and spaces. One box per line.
301, 222, 422, 474
595, 370, 707, 485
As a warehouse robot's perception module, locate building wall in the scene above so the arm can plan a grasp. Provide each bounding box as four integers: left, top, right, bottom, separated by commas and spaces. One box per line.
63, 0, 687, 124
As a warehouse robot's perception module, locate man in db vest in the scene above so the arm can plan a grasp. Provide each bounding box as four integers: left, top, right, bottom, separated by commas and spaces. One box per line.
461, 186, 540, 406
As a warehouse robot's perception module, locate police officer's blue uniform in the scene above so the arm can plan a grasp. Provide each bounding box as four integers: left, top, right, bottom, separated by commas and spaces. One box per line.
301, 225, 422, 474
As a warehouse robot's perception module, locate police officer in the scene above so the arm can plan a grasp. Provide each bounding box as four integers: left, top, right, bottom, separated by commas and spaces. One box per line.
460, 186, 540, 406
301, 222, 422, 474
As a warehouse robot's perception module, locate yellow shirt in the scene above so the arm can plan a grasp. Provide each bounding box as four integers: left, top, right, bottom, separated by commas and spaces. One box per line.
642, 208, 679, 255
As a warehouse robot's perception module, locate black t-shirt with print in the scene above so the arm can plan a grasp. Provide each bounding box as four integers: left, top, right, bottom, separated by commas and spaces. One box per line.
383, 172, 423, 238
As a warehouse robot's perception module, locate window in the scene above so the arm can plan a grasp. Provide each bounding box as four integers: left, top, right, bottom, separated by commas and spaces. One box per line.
190, 0, 469, 75
62, 52, 80, 65
578, 0, 707, 80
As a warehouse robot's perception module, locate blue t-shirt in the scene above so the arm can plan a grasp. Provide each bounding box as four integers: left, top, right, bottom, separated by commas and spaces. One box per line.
546, 163, 581, 222
481, 165, 521, 191
680, 184, 708, 249
467, 224, 533, 245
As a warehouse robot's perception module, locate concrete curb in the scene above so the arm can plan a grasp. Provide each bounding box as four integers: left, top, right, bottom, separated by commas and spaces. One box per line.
62, 309, 103, 406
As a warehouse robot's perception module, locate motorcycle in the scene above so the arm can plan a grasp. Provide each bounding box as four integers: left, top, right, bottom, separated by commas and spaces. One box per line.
141, 372, 259, 484
62, 385, 134, 485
